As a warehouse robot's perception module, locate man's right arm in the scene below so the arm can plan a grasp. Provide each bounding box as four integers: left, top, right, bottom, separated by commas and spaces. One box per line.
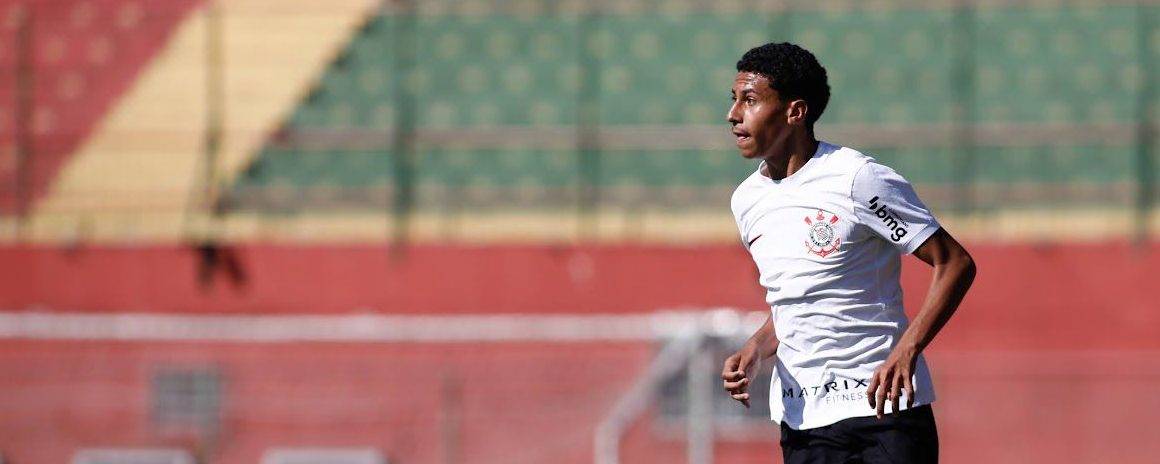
721, 314, 777, 408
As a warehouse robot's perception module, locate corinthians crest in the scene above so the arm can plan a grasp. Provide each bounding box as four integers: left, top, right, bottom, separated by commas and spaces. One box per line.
804, 210, 841, 257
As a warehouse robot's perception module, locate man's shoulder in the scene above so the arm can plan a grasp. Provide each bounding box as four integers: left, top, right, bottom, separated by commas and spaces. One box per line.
801, 142, 876, 199
816, 141, 875, 174
730, 167, 766, 217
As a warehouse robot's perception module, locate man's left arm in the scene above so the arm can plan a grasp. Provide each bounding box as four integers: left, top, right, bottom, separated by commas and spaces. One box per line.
867, 227, 977, 418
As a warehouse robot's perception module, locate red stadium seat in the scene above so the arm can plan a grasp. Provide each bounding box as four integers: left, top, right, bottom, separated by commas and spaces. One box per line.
0, 0, 202, 215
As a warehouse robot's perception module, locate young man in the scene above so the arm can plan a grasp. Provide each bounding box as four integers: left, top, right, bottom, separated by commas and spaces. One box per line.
719, 43, 976, 463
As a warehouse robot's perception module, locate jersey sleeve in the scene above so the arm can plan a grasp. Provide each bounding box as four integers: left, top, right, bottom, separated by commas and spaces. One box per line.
852, 161, 940, 255
730, 182, 756, 251
731, 192, 752, 251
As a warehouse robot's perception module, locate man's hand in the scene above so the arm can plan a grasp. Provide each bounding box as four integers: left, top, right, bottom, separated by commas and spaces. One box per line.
866, 342, 918, 419
866, 227, 975, 419
721, 343, 763, 408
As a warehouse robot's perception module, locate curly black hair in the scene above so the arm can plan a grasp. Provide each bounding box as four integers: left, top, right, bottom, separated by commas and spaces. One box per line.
736, 42, 830, 127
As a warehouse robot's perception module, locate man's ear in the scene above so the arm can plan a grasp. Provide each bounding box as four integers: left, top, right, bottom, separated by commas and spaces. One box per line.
786, 99, 810, 126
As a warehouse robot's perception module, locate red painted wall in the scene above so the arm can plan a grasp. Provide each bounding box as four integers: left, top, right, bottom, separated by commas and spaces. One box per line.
0, 243, 1158, 463
0, 242, 1157, 349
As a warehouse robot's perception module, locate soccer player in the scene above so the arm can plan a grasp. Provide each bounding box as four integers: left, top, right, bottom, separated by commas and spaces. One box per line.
719, 42, 976, 463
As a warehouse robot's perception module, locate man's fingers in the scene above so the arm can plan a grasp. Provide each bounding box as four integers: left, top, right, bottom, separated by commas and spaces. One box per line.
873, 373, 888, 419
875, 386, 886, 419
890, 373, 902, 415
722, 370, 745, 382
904, 375, 915, 409
723, 375, 751, 392
723, 377, 749, 392
866, 376, 879, 409
722, 350, 763, 409
721, 351, 749, 407
721, 354, 740, 378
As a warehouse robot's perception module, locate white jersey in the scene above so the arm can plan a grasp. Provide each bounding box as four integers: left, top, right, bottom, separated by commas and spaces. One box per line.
731, 141, 941, 430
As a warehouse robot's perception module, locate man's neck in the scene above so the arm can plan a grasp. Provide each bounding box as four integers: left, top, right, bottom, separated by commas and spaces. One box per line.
761, 133, 819, 180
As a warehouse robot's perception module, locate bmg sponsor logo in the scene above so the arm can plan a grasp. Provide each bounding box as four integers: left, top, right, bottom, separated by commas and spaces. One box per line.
867, 196, 909, 242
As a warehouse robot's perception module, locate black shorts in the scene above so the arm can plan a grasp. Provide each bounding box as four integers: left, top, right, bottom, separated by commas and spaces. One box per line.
780, 405, 938, 464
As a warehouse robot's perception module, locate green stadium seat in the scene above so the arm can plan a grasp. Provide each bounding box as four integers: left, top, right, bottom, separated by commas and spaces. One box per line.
227, 5, 1154, 215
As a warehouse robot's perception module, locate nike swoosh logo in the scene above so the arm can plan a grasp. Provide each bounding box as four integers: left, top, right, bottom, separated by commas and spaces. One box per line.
747, 234, 763, 246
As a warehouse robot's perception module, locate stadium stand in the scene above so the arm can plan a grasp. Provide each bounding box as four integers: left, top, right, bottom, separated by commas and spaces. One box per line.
227, 4, 1156, 228
0, 0, 201, 216
22, 0, 373, 242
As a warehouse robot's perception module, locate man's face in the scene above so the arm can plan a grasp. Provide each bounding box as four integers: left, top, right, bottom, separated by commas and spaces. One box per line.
727, 72, 787, 160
